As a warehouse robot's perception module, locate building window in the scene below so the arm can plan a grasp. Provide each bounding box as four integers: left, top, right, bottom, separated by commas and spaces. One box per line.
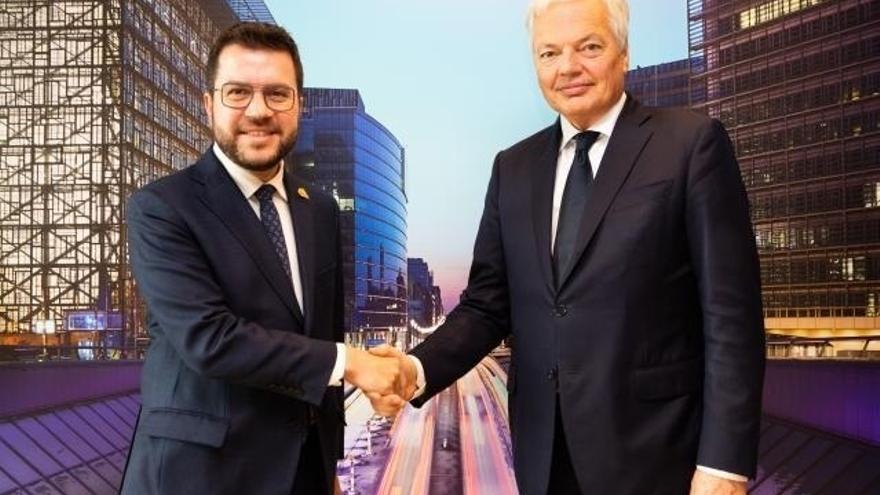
864, 182, 880, 208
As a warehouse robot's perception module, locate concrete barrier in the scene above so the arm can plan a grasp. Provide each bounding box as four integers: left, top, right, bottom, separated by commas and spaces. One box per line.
763, 359, 880, 446
0, 360, 142, 418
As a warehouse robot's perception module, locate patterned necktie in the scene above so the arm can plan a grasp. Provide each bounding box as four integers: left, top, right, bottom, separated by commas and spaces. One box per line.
554, 131, 600, 284
254, 184, 292, 279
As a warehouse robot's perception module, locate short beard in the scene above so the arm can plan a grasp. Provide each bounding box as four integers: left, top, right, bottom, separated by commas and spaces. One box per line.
214, 125, 298, 173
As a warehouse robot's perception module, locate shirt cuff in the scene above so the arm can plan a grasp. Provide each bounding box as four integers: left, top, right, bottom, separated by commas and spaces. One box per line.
408, 355, 427, 399
328, 343, 346, 386
696, 465, 748, 482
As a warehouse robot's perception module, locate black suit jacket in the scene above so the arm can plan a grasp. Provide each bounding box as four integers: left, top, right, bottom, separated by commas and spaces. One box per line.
120, 149, 344, 494
411, 97, 765, 495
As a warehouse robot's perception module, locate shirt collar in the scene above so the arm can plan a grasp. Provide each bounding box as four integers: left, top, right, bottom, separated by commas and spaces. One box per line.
559, 92, 627, 151
212, 142, 288, 203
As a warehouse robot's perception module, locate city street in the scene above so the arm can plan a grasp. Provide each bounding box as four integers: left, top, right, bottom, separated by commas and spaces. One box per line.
337, 356, 517, 495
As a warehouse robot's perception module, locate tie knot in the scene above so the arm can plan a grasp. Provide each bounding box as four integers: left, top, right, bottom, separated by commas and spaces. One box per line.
574, 131, 600, 152
255, 184, 276, 203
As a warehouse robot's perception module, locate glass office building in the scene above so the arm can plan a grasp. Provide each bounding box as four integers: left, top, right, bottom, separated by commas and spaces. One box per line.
689, 0, 880, 335
289, 88, 408, 345
625, 58, 693, 107
224, 0, 275, 23
0, 0, 267, 346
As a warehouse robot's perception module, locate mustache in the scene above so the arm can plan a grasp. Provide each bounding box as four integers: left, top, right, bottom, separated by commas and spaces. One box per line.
237, 126, 280, 133
236, 117, 280, 133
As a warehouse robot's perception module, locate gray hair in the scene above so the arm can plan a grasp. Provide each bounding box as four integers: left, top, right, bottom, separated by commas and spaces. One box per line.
526, 0, 630, 51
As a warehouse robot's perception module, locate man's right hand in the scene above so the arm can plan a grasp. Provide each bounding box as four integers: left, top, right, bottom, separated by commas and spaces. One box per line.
365, 344, 417, 416
344, 346, 412, 416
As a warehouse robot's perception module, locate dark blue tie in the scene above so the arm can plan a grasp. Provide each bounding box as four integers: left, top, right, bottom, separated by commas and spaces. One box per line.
255, 184, 292, 279
554, 131, 600, 284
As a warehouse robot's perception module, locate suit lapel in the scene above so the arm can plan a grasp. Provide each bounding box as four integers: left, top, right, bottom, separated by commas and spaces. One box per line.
531, 122, 563, 294
193, 151, 305, 326
284, 174, 315, 336
557, 98, 654, 289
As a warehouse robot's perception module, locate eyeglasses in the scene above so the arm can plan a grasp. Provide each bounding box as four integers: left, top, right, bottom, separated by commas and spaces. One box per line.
212, 82, 298, 112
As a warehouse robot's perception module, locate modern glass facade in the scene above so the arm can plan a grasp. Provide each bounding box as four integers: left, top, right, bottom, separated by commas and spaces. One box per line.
289, 88, 408, 344
689, 0, 880, 334
0, 0, 238, 346
224, 0, 276, 23
625, 58, 693, 107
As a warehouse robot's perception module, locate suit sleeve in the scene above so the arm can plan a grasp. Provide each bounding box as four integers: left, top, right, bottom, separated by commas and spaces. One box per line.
685, 119, 766, 477
410, 152, 511, 405
332, 201, 346, 458
127, 188, 337, 406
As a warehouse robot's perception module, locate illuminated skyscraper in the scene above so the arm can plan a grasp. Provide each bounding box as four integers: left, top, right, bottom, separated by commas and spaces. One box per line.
289, 88, 408, 345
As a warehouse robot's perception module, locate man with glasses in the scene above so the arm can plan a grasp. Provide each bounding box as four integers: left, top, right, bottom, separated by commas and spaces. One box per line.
121, 22, 414, 495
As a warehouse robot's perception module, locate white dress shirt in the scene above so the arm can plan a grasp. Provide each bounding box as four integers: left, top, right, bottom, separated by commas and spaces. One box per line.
551, 93, 626, 252
407, 94, 747, 482
213, 144, 346, 387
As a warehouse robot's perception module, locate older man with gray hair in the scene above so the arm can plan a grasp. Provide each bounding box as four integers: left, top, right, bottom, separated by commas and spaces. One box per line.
373, 0, 765, 493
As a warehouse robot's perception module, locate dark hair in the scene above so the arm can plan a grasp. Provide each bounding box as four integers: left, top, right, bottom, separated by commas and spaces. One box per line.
206, 22, 304, 92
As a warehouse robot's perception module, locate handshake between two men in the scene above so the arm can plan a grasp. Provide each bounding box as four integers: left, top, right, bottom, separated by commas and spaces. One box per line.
343, 344, 418, 417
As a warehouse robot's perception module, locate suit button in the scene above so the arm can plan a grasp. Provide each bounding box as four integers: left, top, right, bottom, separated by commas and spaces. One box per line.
554, 305, 568, 317
546, 367, 558, 381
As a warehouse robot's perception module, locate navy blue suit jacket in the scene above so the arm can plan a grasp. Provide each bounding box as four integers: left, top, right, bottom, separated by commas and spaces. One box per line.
411, 97, 765, 495
121, 149, 344, 494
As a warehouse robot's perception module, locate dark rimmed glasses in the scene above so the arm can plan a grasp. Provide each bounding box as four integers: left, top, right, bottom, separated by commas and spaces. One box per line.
212, 82, 298, 112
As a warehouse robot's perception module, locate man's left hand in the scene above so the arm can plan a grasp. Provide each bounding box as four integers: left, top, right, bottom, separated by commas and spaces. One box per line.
689, 470, 747, 495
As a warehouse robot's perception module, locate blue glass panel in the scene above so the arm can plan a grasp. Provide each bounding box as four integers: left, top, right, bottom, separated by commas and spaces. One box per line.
87, 402, 135, 442
105, 399, 137, 427
0, 423, 62, 477
817, 452, 880, 494
780, 443, 862, 495
88, 457, 122, 488
23, 480, 62, 494
758, 423, 790, 456
48, 471, 93, 495
751, 436, 833, 495
53, 410, 115, 456
68, 464, 116, 494
0, 439, 40, 486
0, 467, 19, 494
34, 413, 99, 462
71, 406, 128, 450
754, 429, 810, 483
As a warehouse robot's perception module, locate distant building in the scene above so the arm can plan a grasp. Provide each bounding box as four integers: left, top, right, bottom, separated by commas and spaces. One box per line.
688, 0, 880, 338
408, 257, 441, 327
224, 0, 276, 23
430, 285, 444, 321
289, 88, 408, 346
625, 58, 693, 108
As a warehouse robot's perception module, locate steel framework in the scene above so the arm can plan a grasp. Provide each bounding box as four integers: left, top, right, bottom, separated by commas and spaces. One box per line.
0, 0, 236, 344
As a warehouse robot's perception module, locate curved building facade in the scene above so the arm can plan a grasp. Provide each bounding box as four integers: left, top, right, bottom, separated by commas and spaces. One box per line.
289, 88, 408, 345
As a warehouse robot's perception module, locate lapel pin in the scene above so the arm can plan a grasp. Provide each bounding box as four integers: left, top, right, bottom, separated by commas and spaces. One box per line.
297, 187, 310, 200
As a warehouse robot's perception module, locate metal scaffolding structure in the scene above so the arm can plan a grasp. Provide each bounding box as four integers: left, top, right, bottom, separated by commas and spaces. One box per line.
0, 0, 237, 349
